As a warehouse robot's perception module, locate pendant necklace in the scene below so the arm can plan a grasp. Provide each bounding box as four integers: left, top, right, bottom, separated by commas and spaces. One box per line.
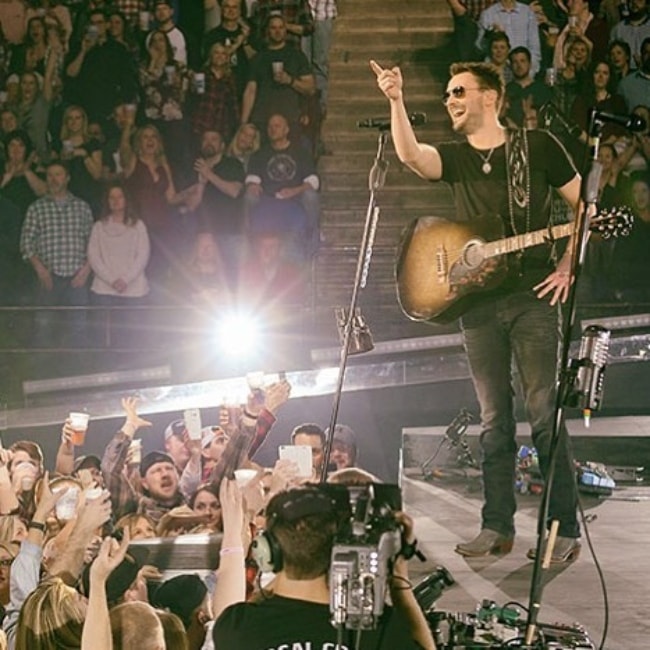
477, 147, 495, 174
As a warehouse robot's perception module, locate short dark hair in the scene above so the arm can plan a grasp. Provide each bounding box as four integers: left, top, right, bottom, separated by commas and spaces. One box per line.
608, 39, 631, 60
46, 159, 69, 174
4, 129, 33, 156
290, 423, 325, 445
488, 30, 510, 47
266, 487, 338, 579
449, 61, 505, 107
509, 46, 531, 62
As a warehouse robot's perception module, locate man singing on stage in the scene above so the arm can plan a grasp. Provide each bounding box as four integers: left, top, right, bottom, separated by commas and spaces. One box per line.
371, 59, 582, 563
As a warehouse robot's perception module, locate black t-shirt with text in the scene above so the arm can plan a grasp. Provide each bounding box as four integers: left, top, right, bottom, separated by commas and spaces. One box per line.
214, 595, 423, 650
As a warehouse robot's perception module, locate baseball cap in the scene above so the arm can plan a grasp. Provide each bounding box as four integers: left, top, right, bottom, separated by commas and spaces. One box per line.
140, 451, 175, 477
79, 545, 149, 604
152, 574, 207, 628
73, 454, 102, 474
201, 425, 227, 449
164, 420, 186, 441
330, 424, 356, 448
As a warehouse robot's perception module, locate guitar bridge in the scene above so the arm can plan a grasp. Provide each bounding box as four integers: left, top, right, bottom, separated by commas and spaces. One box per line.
436, 243, 448, 282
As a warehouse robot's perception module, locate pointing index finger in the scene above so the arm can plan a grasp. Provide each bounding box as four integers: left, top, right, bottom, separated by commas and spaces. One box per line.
369, 59, 384, 77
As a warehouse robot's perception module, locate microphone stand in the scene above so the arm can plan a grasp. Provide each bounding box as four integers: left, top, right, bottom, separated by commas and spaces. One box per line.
319, 126, 390, 482
524, 109, 604, 645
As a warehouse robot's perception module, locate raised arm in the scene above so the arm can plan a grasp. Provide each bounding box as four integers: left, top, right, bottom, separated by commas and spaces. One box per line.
54, 420, 76, 477
82, 532, 130, 650
212, 479, 246, 619
370, 60, 442, 180
48, 491, 113, 584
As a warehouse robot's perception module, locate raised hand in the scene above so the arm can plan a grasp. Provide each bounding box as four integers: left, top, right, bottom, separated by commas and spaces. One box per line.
34, 471, 69, 520
370, 60, 403, 102
90, 529, 131, 584
263, 380, 291, 414
121, 396, 152, 431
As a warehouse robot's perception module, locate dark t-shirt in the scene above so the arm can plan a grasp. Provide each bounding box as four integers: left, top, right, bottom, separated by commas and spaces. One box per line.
213, 595, 423, 650
198, 155, 245, 235
505, 80, 552, 127
248, 44, 312, 127
248, 141, 316, 196
437, 128, 577, 289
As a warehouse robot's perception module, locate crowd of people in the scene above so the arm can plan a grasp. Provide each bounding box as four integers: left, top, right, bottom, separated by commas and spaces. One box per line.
0, 379, 433, 649
445, 0, 650, 304
0, 0, 338, 346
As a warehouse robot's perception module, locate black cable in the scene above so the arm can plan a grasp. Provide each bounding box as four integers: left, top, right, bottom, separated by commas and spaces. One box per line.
420, 436, 447, 475
575, 491, 609, 650
501, 600, 529, 614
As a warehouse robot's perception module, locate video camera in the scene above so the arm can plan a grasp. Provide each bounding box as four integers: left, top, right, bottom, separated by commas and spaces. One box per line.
328, 483, 405, 631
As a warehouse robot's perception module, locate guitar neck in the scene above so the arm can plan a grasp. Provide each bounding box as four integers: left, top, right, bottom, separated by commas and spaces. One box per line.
484, 223, 573, 258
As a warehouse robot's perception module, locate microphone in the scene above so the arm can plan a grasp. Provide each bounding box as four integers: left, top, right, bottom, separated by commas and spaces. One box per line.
357, 112, 426, 129
564, 325, 611, 426
593, 109, 647, 132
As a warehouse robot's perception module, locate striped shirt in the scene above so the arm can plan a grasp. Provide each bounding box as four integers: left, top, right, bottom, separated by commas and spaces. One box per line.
21, 193, 93, 277
477, 2, 542, 74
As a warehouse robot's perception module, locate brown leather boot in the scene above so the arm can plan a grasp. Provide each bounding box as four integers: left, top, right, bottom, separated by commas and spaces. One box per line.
455, 529, 514, 557
526, 536, 581, 564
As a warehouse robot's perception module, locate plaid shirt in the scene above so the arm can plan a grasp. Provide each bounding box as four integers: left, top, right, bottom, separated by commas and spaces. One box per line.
252, 0, 314, 48
101, 429, 139, 519
307, 0, 337, 21
20, 193, 93, 277
191, 71, 240, 143
114, 0, 146, 28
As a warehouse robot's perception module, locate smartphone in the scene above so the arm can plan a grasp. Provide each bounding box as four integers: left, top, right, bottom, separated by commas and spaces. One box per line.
279, 444, 312, 478
183, 408, 203, 441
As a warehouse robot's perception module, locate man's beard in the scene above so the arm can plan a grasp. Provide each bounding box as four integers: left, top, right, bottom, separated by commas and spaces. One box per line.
201, 145, 216, 158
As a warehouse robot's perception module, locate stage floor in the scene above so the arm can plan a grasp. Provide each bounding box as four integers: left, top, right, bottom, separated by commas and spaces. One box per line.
404, 476, 650, 649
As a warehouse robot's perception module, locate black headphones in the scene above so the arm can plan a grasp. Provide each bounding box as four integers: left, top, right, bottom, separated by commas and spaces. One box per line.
250, 487, 337, 573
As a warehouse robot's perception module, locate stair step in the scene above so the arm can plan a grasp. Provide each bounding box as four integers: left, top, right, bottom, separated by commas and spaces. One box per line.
313, 0, 456, 319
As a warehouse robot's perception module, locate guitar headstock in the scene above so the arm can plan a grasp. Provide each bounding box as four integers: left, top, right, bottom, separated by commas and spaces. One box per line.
590, 206, 634, 240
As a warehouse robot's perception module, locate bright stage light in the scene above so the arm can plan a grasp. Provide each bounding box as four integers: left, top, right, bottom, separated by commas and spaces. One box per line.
214, 311, 262, 359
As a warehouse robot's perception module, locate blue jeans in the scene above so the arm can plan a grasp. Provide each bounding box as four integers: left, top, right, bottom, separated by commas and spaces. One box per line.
460, 291, 579, 539
33, 275, 89, 348
245, 189, 320, 261
302, 18, 334, 110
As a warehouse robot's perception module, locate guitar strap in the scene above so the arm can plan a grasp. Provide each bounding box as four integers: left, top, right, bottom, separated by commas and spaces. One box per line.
504, 126, 531, 241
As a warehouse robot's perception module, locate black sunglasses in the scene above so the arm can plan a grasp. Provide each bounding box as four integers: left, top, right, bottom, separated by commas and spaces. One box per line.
442, 85, 483, 105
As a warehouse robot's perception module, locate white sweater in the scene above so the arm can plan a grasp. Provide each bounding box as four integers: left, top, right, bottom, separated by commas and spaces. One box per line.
88, 219, 150, 297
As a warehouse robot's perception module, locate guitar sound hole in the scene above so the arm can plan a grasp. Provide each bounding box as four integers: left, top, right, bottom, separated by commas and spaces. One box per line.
462, 240, 485, 269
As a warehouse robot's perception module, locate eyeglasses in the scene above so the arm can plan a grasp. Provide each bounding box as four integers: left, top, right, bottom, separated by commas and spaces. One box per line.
442, 86, 483, 105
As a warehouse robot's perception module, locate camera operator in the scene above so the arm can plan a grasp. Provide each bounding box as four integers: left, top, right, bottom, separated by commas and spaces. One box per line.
213, 486, 435, 649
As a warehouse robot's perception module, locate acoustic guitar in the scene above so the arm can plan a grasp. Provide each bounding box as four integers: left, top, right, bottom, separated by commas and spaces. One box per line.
395, 208, 633, 324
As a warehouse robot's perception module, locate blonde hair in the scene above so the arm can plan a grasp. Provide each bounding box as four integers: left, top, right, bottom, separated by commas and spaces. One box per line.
155, 610, 189, 650
227, 122, 260, 158
133, 124, 167, 165
15, 577, 84, 650
0, 515, 23, 545
60, 105, 90, 142
110, 601, 165, 650
114, 512, 156, 539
